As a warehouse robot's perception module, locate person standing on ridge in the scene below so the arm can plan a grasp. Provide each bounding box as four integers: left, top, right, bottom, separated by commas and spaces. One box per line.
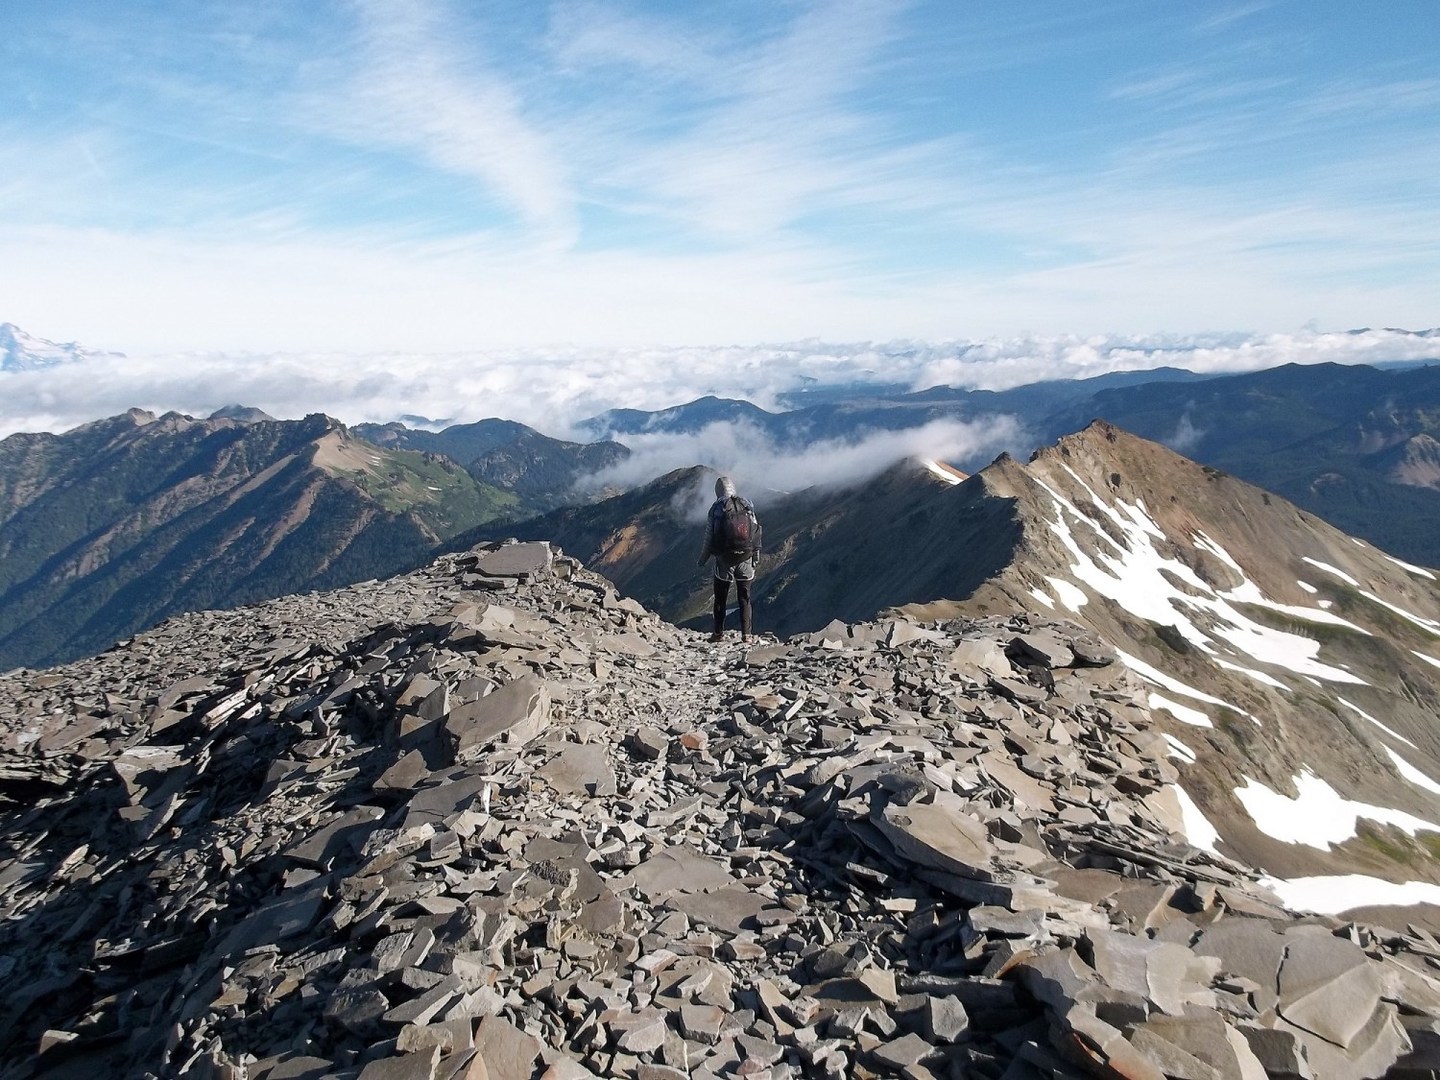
698, 475, 762, 642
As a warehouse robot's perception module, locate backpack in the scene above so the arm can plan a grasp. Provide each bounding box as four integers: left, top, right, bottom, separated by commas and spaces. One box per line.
716, 497, 754, 560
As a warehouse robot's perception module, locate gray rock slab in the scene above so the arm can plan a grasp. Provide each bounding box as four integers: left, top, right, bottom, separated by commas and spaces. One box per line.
377, 749, 431, 792
357, 1046, 442, 1080
473, 542, 552, 578
286, 806, 385, 869
948, 638, 1011, 679
403, 770, 491, 830
871, 797, 995, 880
1278, 1000, 1411, 1080
668, 884, 767, 935
598, 632, 657, 657
474, 1014, 542, 1080
987, 675, 1049, 704
525, 833, 607, 905
1277, 929, 1383, 1050
446, 675, 550, 762
979, 753, 1057, 814
630, 844, 735, 900
1192, 921, 1287, 1013
1140, 1012, 1266, 1080
1126, 1027, 1222, 1080
871, 1032, 937, 1070
538, 743, 617, 797
260, 1056, 335, 1080
1236, 1025, 1312, 1079
1009, 631, 1075, 668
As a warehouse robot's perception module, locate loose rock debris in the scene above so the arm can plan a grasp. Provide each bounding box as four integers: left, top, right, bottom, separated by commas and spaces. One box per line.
2, 541, 1439, 1079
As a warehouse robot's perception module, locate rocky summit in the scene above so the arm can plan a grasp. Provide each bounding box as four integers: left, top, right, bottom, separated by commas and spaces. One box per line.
4, 542, 1440, 1080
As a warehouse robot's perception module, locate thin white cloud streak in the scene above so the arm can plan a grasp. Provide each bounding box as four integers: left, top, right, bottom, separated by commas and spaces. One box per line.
308, 0, 575, 244
2, 327, 1435, 441
582, 416, 1026, 518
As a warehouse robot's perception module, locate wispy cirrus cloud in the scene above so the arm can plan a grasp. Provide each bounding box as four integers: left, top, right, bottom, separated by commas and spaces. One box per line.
301, 0, 576, 245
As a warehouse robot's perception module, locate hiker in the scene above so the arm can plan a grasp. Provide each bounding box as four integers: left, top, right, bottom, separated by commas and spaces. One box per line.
698, 475, 762, 642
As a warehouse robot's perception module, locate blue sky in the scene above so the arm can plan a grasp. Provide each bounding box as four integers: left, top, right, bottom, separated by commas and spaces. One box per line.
2, 1, 1437, 351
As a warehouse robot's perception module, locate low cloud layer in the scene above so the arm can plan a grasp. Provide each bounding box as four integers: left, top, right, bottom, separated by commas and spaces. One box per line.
585, 415, 1029, 522
0, 327, 1436, 441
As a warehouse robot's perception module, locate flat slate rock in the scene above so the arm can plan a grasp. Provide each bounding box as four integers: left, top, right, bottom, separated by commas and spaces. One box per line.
473, 542, 553, 578
872, 797, 996, 880
629, 844, 736, 900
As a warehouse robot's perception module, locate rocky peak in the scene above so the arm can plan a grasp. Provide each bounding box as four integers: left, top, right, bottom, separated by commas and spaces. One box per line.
3, 541, 1440, 1078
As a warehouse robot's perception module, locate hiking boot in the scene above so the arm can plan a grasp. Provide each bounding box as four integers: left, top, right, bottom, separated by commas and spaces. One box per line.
708, 631, 724, 642
741, 633, 751, 643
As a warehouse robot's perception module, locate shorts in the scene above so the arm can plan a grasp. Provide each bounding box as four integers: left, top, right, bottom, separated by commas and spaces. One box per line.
713, 555, 756, 583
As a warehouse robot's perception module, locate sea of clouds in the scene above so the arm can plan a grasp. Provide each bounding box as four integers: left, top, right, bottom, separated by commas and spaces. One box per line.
2, 327, 1434, 494
4, 327, 1434, 439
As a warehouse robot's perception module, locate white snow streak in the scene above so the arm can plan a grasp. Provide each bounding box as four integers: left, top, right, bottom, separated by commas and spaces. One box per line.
1162, 733, 1198, 763
1148, 692, 1213, 728
1384, 747, 1440, 796
1262, 874, 1440, 914
1385, 554, 1437, 580
1337, 696, 1416, 748
1212, 656, 1290, 691
1046, 577, 1087, 612
1302, 557, 1360, 586
1359, 590, 1440, 636
1413, 651, 1440, 672
1031, 470, 1372, 687
921, 459, 964, 486
1028, 587, 1054, 609
1117, 649, 1249, 716
1233, 770, 1440, 850
1172, 785, 1222, 855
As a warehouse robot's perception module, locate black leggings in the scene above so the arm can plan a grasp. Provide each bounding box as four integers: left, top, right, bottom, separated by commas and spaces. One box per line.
713, 576, 752, 635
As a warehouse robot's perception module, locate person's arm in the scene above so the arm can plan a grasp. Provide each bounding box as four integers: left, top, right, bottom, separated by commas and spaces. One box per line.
750, 507, 762, 559
698, 505, 715, 564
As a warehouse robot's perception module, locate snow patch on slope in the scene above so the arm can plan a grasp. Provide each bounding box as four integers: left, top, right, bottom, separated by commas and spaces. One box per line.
1148, 692, 1212, 728
1030, 469, 1369, 686
1162, 733, 1197, 763
1385, 747, 1440, 796
1385, 554, 1436, 580
921, 459, 964, 486
1046, 577, 1087, 612
1234, 770, 1440, 850
1262, 874, 1440, 914
1302, 557, 1359, 587
1337, 696, 1416, 748
1117, 650, 1249, 717
1172, 785, 1222, 854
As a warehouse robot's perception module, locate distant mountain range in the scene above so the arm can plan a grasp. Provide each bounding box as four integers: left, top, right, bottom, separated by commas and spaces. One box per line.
5, 343, 1440, 903
0, 410, 517, 670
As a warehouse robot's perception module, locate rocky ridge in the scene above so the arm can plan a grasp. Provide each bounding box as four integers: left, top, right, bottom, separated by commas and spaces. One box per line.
3, 543, 1440, 1079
